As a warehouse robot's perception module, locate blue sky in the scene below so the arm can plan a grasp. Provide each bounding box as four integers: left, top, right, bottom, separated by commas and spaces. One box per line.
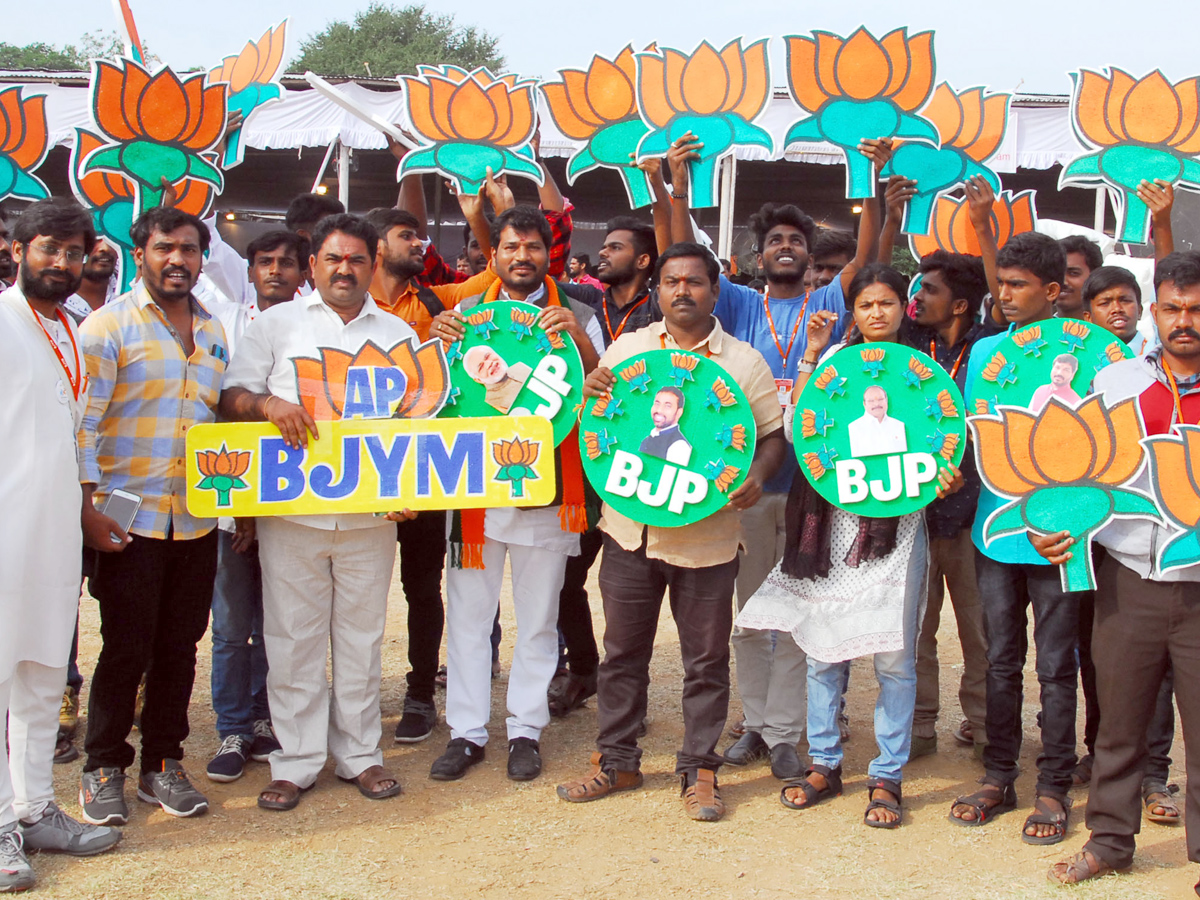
3, 0, 1191, 95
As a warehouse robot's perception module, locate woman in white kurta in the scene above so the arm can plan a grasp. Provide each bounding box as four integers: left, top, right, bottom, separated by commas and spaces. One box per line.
736, 264, 961, 828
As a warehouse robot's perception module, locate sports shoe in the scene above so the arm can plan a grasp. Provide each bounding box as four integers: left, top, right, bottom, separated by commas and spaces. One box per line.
59, 687, 79, 739
430, 738, 485, 781
137, 761, 208, 817
507, 738, 542, 781
206, 735, 250, 783
394, 697, 437, 744
0, 826, 34, 893
250, 720, 280, 763
79, 768, 128, 826
19, 802, 120, 857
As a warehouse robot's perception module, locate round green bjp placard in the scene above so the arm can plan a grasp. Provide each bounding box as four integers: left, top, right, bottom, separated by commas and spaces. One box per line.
968, 318, 1133, 416
439, 299, 585, 447
793, 343, 967, 518
579, 349, 758, 528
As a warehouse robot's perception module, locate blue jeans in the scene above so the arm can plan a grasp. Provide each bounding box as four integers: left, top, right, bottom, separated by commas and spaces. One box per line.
805, 521, 926, 784
211, 531, 269, 739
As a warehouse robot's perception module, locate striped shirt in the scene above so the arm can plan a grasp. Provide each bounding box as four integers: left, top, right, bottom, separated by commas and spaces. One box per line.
79, 285, 228, 540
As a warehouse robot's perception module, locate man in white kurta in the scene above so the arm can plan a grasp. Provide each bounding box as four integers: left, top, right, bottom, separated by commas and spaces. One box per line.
219, 215, 417, 811
0, 200, 120, 891
425, 208, 604, 783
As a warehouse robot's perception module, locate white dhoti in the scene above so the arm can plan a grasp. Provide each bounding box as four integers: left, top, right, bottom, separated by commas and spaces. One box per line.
257, 517, 396, 786
445, 507, 572, 745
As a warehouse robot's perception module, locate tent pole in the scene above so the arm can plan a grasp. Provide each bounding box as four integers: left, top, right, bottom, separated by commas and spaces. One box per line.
1093, 188, 1105, 233
338, 141, 351, 210
311, 137, 338, 194
718, 156, 737, 263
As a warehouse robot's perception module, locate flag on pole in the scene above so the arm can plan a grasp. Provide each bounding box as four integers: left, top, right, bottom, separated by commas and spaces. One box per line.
111, 0, 145, 64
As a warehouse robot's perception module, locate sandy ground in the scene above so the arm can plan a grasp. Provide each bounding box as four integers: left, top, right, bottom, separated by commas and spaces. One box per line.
26, 555, 1194, 900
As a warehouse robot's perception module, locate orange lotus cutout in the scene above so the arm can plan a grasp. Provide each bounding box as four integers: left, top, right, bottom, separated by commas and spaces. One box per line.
209, 22, 287, 95
542, 46, 659, 207
783, 27, 938, 199
923, 83, 1009, 161
93, 60, 227, 151
1063, 68, 1200, 243
0, 86, 50, 201
73, 130, 134, 208
786, 27, 935, 112
208, 20, 288, 167
970, 395, 1157, 590
399, 65, 541, 194
1074, 69, 1200, 151
636, 39, 770, 126
633, 39, 773, 207
910, 190, 1037, 258
544, 46, 641, 138
1144, 425, 1200, 572
292, 338, 450, 421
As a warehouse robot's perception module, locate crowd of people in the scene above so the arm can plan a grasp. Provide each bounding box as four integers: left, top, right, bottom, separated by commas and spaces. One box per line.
0, 120, 1197, 895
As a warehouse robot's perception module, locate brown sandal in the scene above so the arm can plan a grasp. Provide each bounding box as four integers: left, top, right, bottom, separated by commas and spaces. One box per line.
1144, 784, 1182, 824
556, 752, 642, 802
681, 768, 725, 821
1047, 850, 1124, 884
257, 779, 309, 811
338, 765, 402, 800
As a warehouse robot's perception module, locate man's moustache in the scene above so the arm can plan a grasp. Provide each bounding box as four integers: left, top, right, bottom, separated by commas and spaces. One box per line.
1170, 328, 1200, 342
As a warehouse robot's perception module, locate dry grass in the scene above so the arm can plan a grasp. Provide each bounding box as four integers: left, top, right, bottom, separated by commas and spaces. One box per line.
31, 557, 1193, 899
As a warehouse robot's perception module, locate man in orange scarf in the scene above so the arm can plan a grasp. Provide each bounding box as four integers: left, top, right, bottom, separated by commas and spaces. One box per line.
428, 206, 602, 782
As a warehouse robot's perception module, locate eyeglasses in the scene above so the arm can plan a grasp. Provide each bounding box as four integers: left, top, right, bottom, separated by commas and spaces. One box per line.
30, 241, 87, 264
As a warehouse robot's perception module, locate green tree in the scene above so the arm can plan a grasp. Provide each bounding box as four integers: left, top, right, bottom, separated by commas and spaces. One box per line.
290, 3, 504, 78
0, 31, 157, 71
0, 42, 84, 71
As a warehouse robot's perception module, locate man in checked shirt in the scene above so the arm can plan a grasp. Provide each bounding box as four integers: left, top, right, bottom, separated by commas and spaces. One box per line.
77, 207, 228, 827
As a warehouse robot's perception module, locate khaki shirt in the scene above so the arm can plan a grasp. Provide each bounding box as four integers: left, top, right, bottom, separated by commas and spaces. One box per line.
598, 319, 784, 568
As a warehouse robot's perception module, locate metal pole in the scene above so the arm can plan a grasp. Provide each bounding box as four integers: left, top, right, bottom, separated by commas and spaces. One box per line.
717, 156, 737, 262
311, 137, 338, 194
338, 141, 351, 210
1093, 187, 1105, 233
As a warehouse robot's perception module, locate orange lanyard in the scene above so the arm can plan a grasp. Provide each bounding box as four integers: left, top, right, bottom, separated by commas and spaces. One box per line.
1163, 359, 1195, 426
32, 306, 85, 400
932, 339, 968, 381
603, 293, 649, 341
763, 292, 809, 362
659, 332, 711, 357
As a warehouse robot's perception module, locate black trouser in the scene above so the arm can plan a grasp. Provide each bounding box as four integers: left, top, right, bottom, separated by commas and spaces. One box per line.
396, 510, 447, 704
557, 529, 602, 678
975, 551, 1079, 796
84, 529, 218, 774
595, 534, 737, 777
1085, 555, 1200, 868
1079, 589, 1175, 785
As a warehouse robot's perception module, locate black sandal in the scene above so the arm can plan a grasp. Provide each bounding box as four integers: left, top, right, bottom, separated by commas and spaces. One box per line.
1021, 793, 1071, 845
864, 777, 903, 829
780, 764, 842, 810
948, 780, 1017, 826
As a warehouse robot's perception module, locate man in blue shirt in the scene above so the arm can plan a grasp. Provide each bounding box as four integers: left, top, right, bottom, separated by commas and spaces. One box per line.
704, 198, 877, 779
950, 232, 1079, 845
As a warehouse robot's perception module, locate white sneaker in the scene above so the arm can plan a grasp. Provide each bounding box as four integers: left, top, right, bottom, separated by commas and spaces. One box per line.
0, 825, 34, 893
